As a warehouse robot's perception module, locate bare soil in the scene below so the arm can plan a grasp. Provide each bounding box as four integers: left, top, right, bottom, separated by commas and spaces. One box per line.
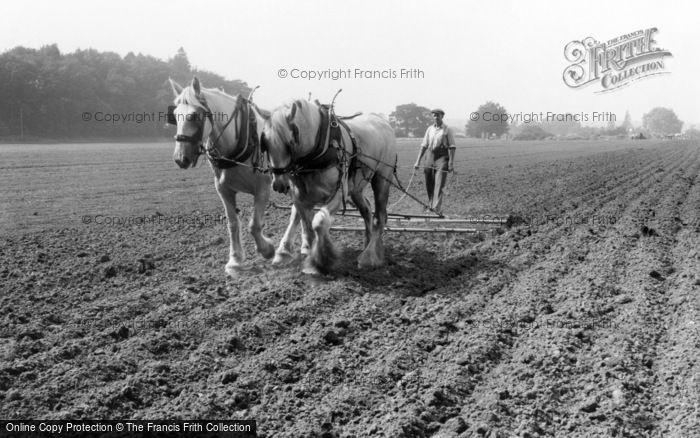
1, 139, 698, 437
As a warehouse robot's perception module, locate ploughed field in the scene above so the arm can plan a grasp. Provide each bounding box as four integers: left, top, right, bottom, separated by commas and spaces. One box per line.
1, 138, 699, 437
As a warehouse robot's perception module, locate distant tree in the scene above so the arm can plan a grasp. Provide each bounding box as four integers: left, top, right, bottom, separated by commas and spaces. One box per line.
606, 117, 616, 132
574, 126, 599, 139
192, 69, 250, 97
621, 110, 632, 131
513, 125, 552, 141
540, 116, 582, 136
684, 128, 700, 140
390, 103, 432, 137
0, 45, 250, 140
603, 118, 627, 136
170, 47, 191, 81
643, 107, 683, 136
465, 101, 509, 138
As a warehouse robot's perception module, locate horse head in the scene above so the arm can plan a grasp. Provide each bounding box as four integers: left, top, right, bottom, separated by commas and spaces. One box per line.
262, 99, 320, 193
168, 76, 212, 169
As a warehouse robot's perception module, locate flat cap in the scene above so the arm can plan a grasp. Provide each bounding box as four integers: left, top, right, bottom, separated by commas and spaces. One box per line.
430, 108, 445, 116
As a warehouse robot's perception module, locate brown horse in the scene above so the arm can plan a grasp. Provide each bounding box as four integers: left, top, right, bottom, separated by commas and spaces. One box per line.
168, 77, 275, 276
262, 99, 397, 275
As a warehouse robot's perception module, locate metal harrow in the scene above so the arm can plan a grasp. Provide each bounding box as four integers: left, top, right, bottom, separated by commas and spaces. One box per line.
272, 203, 507, 234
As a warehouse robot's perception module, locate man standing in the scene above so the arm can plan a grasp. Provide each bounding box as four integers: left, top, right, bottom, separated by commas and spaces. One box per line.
413, 108, 456, 214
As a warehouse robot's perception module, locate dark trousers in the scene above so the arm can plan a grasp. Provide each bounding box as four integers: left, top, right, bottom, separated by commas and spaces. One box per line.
424, 153, 449, 211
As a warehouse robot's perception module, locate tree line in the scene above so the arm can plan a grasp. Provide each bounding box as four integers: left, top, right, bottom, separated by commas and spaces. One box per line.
0, 45, 249, 141
2, 46, 693, 142
388, 101, 692, 140
464, 102, 685, 140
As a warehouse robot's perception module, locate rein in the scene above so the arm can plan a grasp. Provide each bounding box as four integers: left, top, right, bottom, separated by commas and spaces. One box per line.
207, 99, 240, 155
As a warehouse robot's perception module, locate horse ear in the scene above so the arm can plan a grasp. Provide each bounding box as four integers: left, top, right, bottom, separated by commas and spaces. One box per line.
192, 76, 201, 95
287, 101, 298, 123
169, 78, 183, 97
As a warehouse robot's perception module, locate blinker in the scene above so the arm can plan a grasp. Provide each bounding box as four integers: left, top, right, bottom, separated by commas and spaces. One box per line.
166, 105, 177, 125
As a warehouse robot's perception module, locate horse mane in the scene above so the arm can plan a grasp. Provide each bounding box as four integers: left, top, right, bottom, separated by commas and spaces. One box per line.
252, 103, 270, 119
267, 102, 293, 146
267, 99, 320, 146
174, 84, 238, 109
174, 86, 206, 109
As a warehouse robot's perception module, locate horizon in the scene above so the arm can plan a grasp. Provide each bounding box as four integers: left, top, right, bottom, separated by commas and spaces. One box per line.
2, 0, 698, 129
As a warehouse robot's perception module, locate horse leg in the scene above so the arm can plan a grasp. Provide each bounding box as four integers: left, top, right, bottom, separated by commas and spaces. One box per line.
350, 190, 372, 248
273, 196, 314, 265
358, 172, 390, 268
215, 182, 248, 276
249, 179, 275, 260
273, 203, 301, 266
304, 194, 342, 276
299, 208, 312, 256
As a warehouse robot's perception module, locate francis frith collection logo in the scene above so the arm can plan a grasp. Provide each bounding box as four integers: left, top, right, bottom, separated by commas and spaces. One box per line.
563, 28, 672, 93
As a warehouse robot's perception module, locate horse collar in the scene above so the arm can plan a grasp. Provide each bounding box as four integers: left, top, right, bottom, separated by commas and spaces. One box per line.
205, 98, 258, 169
295, 107, 340, 170
269, 105, 357, 176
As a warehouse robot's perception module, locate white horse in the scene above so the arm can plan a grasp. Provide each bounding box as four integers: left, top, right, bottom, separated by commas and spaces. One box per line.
262, 99, 397, 275
168, 77, 275, 276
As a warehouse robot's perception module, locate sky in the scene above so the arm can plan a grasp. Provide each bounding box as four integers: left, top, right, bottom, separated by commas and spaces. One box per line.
2, 0, 698, 128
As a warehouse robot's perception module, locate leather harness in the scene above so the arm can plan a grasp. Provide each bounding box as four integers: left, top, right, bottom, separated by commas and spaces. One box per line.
205, 98, 259, 169
267, 104, 358, 176
266, 104, 361, 210
167, 96, 260, 170
169, 97, 358, 180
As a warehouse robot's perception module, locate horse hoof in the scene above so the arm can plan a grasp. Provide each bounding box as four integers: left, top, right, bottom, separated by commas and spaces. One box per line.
302, 265, 322, 276
225, 266, 238, 277
258, 237, 276, 259
225, 261, 252, 276
300, 256, 322, 276
259, 244, 275, 260
272, 251, 294, 266
357, 254, 384, 269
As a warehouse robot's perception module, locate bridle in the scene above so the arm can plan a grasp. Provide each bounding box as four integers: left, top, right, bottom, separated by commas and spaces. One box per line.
170, 110, 211, 151
266, 121, 302, 176
265, 100, 315, 176
264, 90, 357, 210
168, 87, 260, 169
266, 90, 346, 177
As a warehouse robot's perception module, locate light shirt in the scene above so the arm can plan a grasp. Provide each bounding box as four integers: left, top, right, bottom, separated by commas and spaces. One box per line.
421, 123, 455, 151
